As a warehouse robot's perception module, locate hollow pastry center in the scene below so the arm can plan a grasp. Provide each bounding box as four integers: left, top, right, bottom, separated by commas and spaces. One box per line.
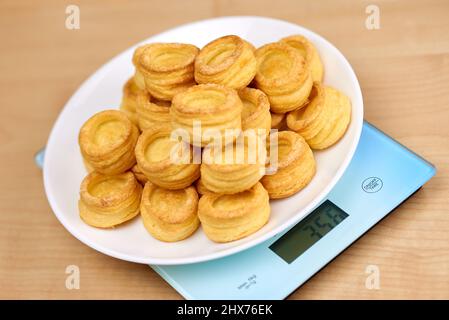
212, 190, 253, 211
242, 99, 257, 120
152, 49, 192, 67
88, 177, 128, 197
284, 41, 307, 58
93, 120, 127, 147
206, 42, 237, 66
184, 89, 226, 110
144, 136, 176, 162
259, 51, 293, 79
150, 188, 188, 213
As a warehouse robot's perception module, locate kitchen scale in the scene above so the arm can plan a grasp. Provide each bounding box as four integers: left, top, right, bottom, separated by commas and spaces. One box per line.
35, 121, 436, 300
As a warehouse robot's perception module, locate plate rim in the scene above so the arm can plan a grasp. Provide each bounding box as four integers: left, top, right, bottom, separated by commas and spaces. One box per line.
43, 15, 364, 265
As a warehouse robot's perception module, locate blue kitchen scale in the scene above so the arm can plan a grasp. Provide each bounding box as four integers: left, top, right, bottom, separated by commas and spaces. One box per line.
35, 121, 435, 300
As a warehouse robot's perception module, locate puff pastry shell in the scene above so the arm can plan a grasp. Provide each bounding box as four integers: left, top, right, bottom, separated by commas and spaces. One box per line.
79, 110, 139, 175
198, 182, 270, 243
132, 44, 150, 90
79, 171, 142, 228
119, 77, 142, 125
171, 84, 242, 147
201, 134, 267, 194
140, 182, 199, 242
136, 90, 171, 131
254, 42, 313, 113
261, 131, 316, 199
194, 35, 257, 90
286, 83, 351, 150
136, 43, 199, 101
135, 123, 200, 189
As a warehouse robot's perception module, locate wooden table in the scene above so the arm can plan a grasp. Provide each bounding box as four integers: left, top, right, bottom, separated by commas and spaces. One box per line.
1, 0, 448, 299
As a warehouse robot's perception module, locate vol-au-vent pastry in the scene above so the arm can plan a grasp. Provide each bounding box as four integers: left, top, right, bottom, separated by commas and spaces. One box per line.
136, 43, 199, 101
271, 112, 287, 130
198, 182, 270, 243
171, 84, 242, 147
238, 87, 271, 134
261, 131, 316, 199
132, 44, 152, 90
286, 83, 351, 150
194, 35, 257, 90
140, 182, 200, 242
254, 42, 313, 114
79, 110, 139, 175
201, 134, 267, 194
79, 171, 142, 228
131, 164, 148, 185
135, 123, 200, 190
120, 78, 143, 125
280, 35, 324, 83
136, 90, 171, 131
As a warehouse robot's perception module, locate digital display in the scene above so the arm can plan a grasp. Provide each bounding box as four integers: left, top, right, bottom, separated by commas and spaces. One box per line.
269, 200, 348, 264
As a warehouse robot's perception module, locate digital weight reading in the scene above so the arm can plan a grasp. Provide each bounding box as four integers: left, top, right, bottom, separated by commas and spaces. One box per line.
270, 200, 349, 263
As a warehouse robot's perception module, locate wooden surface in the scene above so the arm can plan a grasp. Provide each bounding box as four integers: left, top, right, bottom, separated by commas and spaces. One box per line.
1, 0, 448, 299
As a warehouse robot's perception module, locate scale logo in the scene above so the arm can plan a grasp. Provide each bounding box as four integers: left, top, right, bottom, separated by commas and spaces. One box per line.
361, 177, 383, 193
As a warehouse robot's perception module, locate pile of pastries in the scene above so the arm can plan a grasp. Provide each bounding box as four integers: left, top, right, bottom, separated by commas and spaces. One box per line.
77, 34, 351, 243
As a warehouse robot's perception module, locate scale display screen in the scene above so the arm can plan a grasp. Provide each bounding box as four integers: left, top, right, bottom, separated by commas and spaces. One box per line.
269, 200, 349, 264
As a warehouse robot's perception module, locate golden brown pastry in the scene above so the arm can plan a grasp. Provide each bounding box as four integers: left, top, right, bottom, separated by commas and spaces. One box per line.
140, 182, 200, 242
270, 112, 287, 130
286, 83, 351, 149
201, 133, 266, 194
136, 90, 171, 131
194, 35, 257, 90
79, 171, 142, 228
136, 43, 199, 101
238, 87, 271, 135
79, 110, 139, 175
254, 42, 313, 113
195, 178, 214, 197
82, 158, 95, 173
120, 78, 142, 125
261, 131, 316, 199
131, 164, 148, 185
280, 35, 324, 83
198, 182, 270, 243
132, 44, 151, 90
171, 84, 242, 147
135, 123, 200, 189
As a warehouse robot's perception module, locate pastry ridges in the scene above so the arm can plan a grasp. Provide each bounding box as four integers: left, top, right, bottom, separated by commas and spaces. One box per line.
194, 35, 257, 89
79, 171, 142, 228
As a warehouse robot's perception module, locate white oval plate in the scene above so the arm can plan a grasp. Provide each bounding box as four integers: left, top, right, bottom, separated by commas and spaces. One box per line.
44, 16, 363, 265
